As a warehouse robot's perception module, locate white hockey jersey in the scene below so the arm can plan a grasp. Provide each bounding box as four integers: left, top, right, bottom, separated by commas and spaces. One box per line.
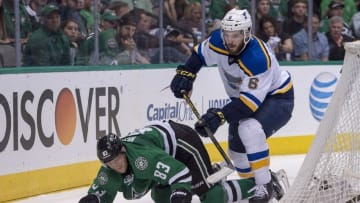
193, 29, 293, 113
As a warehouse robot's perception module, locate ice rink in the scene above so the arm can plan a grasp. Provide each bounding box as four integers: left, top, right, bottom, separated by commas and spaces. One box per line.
12, 154, 306, 203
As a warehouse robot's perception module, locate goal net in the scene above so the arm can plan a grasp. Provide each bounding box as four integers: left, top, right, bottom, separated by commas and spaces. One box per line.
280, 41, 360, 203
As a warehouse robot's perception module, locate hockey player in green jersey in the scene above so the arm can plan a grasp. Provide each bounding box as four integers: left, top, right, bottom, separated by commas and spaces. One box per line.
79, 120, 284, 203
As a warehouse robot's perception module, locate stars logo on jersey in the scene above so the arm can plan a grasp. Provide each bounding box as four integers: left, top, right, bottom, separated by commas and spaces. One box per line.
124, 173, 134, 185
135, 157, 148, 171
98, 171, 109, 185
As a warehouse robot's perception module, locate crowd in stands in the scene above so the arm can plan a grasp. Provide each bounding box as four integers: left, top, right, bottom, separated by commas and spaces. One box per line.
1, 0, 360, 67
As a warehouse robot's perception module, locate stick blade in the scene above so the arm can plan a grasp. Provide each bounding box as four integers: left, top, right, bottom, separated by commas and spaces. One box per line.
207, 167, 234, 184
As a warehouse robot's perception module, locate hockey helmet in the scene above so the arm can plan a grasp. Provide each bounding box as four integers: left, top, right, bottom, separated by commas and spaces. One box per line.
97, 133, 123, 164
221, 8, 252, 32
221, 9, 252, 44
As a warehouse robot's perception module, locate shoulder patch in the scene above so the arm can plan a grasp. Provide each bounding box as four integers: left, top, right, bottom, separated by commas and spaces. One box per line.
135, 156, 148, 171
98, 171, 109, 185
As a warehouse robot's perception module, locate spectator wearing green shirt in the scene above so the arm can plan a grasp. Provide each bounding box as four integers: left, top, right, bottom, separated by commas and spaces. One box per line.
2, 0, 32, 45
89, 11, 120, 65
80, 0, 94, 33
209, 0, 251, 20
22, 4, 71, 66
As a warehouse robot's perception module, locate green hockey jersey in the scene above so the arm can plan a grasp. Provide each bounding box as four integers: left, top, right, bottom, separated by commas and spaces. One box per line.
87, 125, 192, 202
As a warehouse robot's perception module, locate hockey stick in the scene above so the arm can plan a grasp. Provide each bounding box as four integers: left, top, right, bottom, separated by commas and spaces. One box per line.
181, 91, 234, 184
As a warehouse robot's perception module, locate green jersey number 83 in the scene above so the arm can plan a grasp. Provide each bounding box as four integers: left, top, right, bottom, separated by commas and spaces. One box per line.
154, 162, 170, 180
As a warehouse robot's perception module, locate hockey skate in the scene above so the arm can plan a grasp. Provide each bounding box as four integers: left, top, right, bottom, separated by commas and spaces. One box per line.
270, 169, 290, 201
248, 181, 274, 203
248, 169, 289, 203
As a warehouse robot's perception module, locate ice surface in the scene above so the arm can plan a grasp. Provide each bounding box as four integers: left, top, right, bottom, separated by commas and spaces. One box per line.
12, 155, 305, 203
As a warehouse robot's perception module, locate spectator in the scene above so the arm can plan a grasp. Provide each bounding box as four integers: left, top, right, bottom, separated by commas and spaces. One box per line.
2, 0, 32, 46
255, 0, 271, 33
326, 16, 354, 60
164, 0, 177, 25
282, 0, 307, 36
292, 14, 329, 61
151, 26, 192, 64
130, 7, 191, 63
62, 18, 80, 65
79, 0, 94, 33
209, 0, 251, 20
59, 0, 88, 40
77, 0, 84, 9
268, 0, 288, 22
0, 0, 16, 67
350, 2, 360, 39
132, 8, 159, 61
25, 0, 48, 30
320, 0, 356, 25
177, 2, 202, 34
115, 13, 150, 64
258, 16, 293, 61
108, 0, 130, 18
176, 2, 203, 45
0, 0, 10, 44
22, 4, 71, 66
89, 11, 120, 65
120, 0, 153, 14
319, 0, 353, 38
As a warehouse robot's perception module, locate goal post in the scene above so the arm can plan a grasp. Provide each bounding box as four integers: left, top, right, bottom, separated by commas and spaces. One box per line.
280, 41, 360, 203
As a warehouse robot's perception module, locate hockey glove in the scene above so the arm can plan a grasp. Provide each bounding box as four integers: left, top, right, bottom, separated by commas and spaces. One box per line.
170, 188, 192, 203
170, 65, 196, 98
195, 108, 225, 137
79, 194, 99, 203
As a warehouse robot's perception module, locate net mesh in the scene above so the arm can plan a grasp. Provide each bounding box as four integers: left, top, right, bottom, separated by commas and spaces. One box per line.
280, 41, 360, 203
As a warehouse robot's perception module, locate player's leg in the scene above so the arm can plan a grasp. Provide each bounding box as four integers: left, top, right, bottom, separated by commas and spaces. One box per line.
168, 120, 214, 195
227, 114, 279, 201
234, 118, 273, 202
243, 93, 293, 202
200, 178, 256, 203
228, 123, 252, 179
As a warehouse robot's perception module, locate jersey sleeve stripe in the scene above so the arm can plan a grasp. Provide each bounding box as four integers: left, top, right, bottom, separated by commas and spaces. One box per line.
168, 167, 192, 185
151, 124, 177, 157
223, 180, 238, 202
239, 92, 261, 112
250, 157, 270, 170
194, 43, 207, 66
247, 149, 269, 161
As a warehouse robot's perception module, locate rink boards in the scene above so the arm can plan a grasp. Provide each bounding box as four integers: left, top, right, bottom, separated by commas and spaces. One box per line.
0, 63, 342, 201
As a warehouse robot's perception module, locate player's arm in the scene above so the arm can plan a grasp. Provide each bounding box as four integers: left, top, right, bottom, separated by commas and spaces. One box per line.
170, 51, 202, 98
195, 71, 272, 137
170, 34, 217, 98
154, 155, 192, 203
133, 149, 192, 203
79, 166, 123, 203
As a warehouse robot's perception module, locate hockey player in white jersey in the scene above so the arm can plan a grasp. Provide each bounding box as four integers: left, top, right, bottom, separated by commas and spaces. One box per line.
170, 8, 294, 203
